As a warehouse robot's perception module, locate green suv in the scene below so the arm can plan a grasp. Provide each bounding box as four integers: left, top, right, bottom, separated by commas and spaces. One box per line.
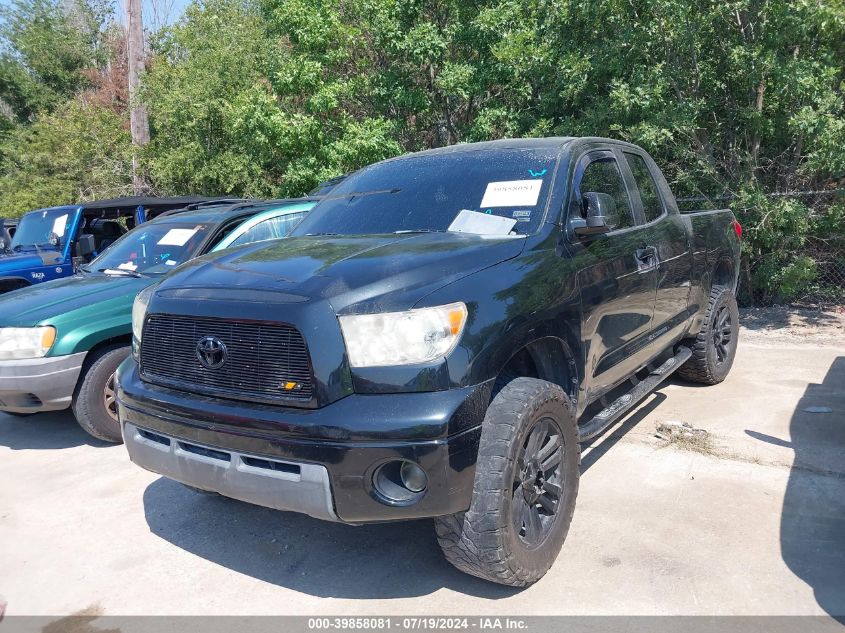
0, 199, 314, 441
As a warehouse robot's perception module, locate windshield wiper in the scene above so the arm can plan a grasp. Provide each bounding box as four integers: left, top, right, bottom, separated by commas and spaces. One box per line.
99, 268, 145, 278
320, 188, 401, 202
393, 229, 447, 234
305, 232, 341, 236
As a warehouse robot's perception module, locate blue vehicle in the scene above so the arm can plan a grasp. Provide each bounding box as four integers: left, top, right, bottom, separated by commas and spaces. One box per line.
0, 196, 224, 294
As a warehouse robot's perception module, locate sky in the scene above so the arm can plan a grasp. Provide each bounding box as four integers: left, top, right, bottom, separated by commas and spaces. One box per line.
0, 0, 192, 29
113, 0, 192, 29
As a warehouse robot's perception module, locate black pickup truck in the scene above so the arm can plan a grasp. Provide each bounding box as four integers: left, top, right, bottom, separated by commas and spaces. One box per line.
118, 137, 742, 586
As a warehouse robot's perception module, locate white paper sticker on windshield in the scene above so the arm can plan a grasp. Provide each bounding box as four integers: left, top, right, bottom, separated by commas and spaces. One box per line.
448, 210, 518, 236
118, 262, 138, 271
157, 228, 197, 246
480, 180, 542, 208
165, 259, 177, 266
51, 214, 68, 237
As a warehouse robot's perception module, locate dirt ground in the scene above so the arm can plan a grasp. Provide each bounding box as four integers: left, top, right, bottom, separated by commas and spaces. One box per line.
0, 307, 843, 622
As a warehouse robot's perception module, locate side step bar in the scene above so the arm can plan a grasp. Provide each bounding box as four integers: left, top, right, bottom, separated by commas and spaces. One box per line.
577, 346, 692, 442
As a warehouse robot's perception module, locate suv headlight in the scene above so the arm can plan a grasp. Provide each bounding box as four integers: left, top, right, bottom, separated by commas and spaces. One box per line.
338, 302, 468, 367
0, 326, 56, 360
131, 285, 155, 356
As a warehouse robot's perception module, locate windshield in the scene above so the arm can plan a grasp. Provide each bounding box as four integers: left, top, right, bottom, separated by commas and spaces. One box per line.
10, 208, 73, 251
291, 149, 559, 237
88, 221, 213, 275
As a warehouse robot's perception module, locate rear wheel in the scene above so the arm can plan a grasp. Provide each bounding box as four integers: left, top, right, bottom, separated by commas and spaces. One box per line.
435, 377, 580, 586
72, 345, 130, 443
678, 285, 739, 385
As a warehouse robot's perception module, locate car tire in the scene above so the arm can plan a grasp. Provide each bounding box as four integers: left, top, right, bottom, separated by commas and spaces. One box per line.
678, 285, 739, 385
434, 377, 580, 586
72, 345, 130, 443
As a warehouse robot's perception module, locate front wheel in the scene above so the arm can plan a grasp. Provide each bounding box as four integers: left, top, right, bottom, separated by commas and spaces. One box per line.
435, 377, 580, 586
72, 345, 131, 443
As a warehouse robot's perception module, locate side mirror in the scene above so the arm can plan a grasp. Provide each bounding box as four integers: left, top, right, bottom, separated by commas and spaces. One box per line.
572, 192, 614, 238
76, 234, 96, 258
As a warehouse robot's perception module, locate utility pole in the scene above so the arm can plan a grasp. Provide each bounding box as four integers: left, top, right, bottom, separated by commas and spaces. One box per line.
126, 0, 150, 195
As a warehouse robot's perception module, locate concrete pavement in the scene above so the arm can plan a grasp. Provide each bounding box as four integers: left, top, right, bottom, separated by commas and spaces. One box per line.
0, 332, 843, 618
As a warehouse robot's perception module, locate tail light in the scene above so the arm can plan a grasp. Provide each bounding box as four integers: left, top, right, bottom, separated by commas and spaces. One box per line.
732, 219, 743, 239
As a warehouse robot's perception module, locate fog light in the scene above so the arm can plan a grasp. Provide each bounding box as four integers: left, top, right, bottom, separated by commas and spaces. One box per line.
372, 460, 428, 505
400, 461, 427, 493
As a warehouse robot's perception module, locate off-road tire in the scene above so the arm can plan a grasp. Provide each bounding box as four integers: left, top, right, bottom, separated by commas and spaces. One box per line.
678, 285, 739, 385
72, 345, 130, 443
434, 377, 580, 586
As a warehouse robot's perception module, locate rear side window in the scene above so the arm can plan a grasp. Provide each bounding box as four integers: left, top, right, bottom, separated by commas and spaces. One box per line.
230, 212, 306, 248
577, 157, 634, 231
625, 152, 664, 223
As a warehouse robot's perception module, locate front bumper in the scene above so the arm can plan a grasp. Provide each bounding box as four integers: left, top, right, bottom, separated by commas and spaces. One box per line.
117, 360, 490, 524
0, 352, 87, 413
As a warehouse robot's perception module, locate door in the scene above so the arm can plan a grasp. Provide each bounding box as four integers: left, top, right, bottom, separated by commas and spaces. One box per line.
567, 149, 658, 402
622, 150, 693, 345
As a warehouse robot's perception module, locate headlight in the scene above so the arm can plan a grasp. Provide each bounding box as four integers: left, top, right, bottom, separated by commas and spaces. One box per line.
131, 285, 155, 354
338, 302, 468, 367
0, 326, 56, 360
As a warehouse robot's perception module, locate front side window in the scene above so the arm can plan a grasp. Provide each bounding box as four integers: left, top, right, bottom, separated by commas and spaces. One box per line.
229, 212, 307, 248
292, 149, 559, 237
576, 157, 634, 231
624, 152, 664, 222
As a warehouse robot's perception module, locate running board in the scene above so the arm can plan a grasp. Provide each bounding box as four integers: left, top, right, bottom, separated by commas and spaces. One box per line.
577, 346, 692, 442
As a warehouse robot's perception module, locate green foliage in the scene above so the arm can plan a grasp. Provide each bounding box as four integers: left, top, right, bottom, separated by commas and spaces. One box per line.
0, 0, 843, 304
0, 0, 112, 122
0, 99, 132, 215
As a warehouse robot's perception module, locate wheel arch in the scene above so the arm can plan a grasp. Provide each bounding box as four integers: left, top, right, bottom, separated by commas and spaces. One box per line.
711, 258, 737, 292
0, 276, 31, 293
72, 334, 133, 393
494, 335, 580, 408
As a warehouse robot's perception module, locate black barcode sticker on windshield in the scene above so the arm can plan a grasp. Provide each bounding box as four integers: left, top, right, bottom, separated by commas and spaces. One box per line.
512, 210, 532, 221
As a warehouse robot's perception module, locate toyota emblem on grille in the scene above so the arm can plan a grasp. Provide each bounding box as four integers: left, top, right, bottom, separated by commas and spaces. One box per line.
196, 336, 228, 369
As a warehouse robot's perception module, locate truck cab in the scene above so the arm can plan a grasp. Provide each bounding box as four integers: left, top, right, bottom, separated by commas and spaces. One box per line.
0, 196, 223, 294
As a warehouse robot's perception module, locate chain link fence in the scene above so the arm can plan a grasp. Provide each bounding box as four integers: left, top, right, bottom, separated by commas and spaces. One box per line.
680, 189, 845, 308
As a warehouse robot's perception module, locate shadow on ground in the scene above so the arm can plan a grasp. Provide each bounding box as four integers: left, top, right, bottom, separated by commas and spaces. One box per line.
778, 355, 845, 621
143, 477, 520, 600
141, 385, 670, 599
0, 410, 110, 450
739, 306, 842, 332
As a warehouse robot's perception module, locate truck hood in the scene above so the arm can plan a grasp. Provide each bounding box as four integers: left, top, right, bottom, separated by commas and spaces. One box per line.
0, 273, 151, 327
155, 233, 526, 313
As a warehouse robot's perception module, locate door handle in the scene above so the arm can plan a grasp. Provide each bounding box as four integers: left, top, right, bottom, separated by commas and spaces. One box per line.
635, 246, 658, 271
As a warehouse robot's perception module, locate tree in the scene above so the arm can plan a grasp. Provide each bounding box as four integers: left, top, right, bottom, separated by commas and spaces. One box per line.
0, 99, 133, 215
0, 0, 112, 123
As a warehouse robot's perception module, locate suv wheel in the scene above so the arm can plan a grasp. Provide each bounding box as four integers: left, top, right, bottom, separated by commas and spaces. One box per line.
435, 377, 580, 586
678, 285, 739, 385
72, 345, 131, 443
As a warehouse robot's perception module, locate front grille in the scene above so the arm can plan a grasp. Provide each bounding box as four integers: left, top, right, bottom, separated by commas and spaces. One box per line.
139, 314, 313, 404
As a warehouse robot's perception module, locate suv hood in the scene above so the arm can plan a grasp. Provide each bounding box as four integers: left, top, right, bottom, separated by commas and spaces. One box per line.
154, 233, 526, 313
0, 273, 151, 327
0, 251, 59, 273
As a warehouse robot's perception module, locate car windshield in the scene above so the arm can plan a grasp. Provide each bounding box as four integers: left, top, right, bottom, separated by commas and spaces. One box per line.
10, 208, 73, 251
291, 149, 559, 237
87, 221, 213, 276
